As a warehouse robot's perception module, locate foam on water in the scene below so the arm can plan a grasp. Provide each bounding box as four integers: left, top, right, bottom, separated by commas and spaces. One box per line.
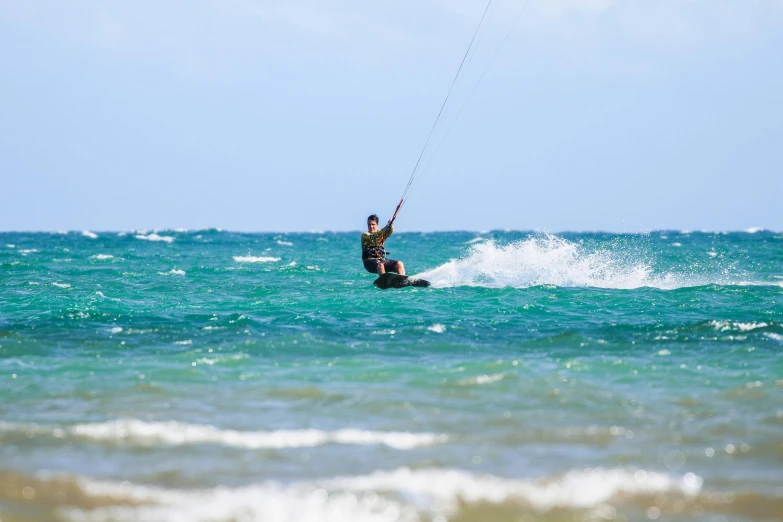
53, 466, 701, 522
710, 320, 769, 332
764, 332, 783, 343
415, 236, 686, 290
158, 269, 186, 276
322, 467, 702, 511
234, 256, 281, 263
0, 419, 446, 450
81, 231, 98, 239
427, 324, 446, 333
90, 254, 114, 260
193, 353, 249, 366
135, 233, 174, 243
412, 235, 783, 290
461, 373, 504, 385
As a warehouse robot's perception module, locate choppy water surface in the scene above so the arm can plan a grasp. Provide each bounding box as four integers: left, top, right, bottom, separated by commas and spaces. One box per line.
1, 229, 782, 521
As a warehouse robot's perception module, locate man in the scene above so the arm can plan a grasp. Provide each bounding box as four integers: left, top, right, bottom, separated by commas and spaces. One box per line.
361, 214, 405, 275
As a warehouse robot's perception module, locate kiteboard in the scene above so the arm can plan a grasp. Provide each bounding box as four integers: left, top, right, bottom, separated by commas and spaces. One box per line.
373, 273, 431, 290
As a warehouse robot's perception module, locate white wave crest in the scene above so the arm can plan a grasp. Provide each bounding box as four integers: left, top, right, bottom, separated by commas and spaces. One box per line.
324, 467, 702, 512
135, 233, 174, 243
710, 320, 768, 332
474, 374, 504, 385
158, 269, 186, 276
63, 478, 409, 522
91, 254, 114, 260
415, 236, 685, 290
57, 466, 702, 522
0, 419, 445, 450
234, 256, 281, 263
82, 230, 98, 239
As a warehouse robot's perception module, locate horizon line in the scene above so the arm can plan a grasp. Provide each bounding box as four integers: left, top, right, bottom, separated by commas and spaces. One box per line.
0, 227, 777, 235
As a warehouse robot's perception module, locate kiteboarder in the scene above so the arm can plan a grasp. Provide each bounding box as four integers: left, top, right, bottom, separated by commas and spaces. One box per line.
362, 214, 405, 275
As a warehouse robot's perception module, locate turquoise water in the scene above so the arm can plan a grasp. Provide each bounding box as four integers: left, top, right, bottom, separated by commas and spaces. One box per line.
1, 229, 782, 521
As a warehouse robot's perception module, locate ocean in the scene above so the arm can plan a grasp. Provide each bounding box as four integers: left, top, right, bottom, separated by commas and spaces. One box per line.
1, 229, 781, 522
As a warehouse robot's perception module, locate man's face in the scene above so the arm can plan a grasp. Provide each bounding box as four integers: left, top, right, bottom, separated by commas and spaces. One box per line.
367, 220, 378, 233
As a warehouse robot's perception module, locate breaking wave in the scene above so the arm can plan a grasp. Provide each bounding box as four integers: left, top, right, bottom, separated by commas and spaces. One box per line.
234, 256, 280, 263
0, 419, 446, 450
4, 467, 704, 522
135, 233, 174, 243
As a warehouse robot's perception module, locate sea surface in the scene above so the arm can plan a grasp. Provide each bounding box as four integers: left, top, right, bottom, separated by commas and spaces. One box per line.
1, 229, 782, 522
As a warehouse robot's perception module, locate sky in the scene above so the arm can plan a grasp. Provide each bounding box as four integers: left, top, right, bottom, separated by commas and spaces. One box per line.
1, 0, 782, 232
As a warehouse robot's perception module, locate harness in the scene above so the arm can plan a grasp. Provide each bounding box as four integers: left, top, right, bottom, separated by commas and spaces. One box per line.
362, 246, 387, 261
362, 226, 391, 260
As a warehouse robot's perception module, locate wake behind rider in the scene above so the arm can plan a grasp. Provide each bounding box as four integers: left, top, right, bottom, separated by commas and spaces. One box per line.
361, 214, 405, 276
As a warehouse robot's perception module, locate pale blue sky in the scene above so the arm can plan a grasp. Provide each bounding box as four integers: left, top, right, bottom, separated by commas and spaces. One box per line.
1, 0, 781, 232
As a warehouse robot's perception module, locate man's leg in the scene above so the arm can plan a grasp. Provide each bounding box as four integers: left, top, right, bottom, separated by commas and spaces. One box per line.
396, 261, 405, 276
377, 261, 386, 275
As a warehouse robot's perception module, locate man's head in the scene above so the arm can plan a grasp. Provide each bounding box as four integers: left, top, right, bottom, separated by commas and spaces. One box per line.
367, 214, 379, 233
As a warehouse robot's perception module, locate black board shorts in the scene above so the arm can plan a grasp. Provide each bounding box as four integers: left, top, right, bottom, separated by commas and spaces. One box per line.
363, 258, 400, 274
